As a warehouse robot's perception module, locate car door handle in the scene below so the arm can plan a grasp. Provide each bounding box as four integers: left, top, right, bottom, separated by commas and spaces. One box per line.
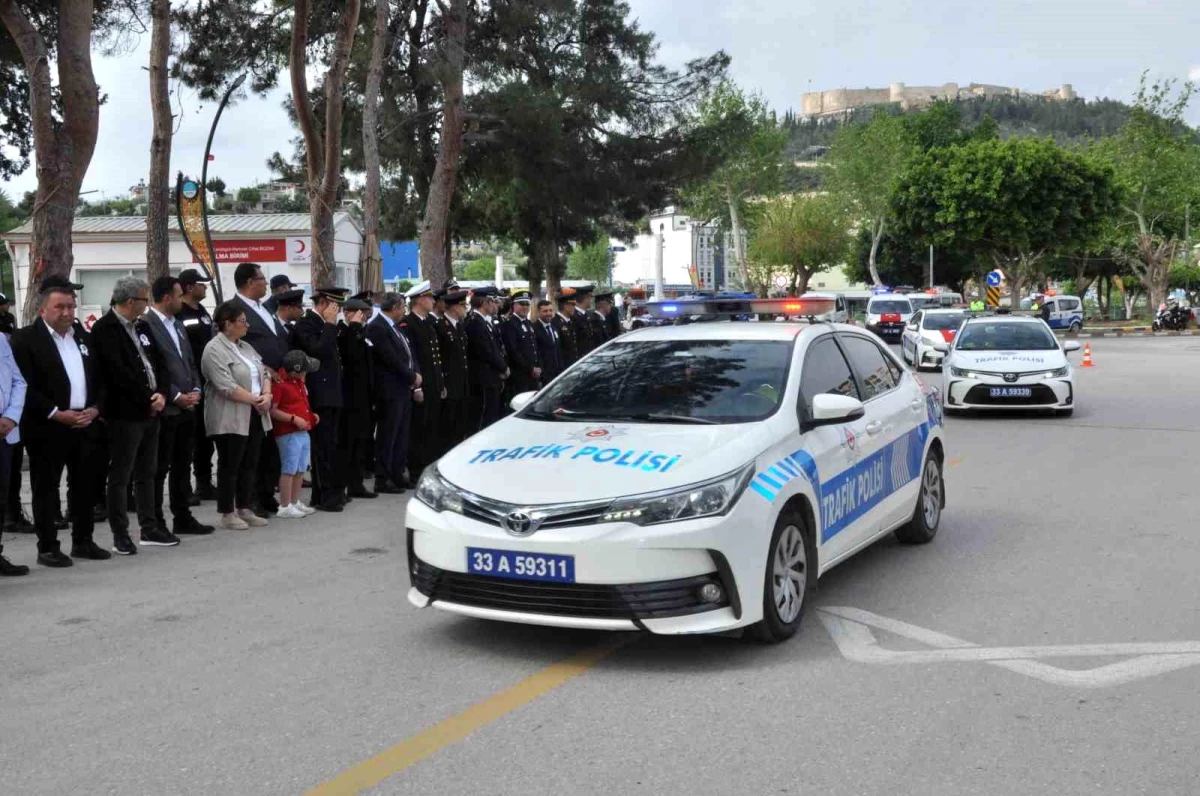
865, 421, 883, 436
910, 399, 923, 411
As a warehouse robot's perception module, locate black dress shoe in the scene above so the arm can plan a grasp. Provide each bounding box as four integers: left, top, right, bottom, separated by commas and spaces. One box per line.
71, 540, 113, 560
0, 555, 30, 576
188, 494, 202, 507
374, 481, 405, 494
140, 527, 180, 547
316, 502, 344, 513
37, 550, 73, 568
112, 535, 138, 556
173, 517, 214, 535
347, 487, 379, 499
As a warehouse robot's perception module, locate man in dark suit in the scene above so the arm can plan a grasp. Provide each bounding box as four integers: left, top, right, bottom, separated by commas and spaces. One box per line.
262, 274, 296, 316
401, 285, 445, 481
91, 276, 173, 554
233, 262, 290, 514
367, 292, 419, 492
465, 287, 509, 432
143, 275, 212, 537
572, 284, 597, 358
338, 297, 377, 499
533, 299, 564, 385
600, 292, 622, 340
10, 276, 108, 567
501, 290, 540, 397
434, 290, 470, 453
589, 291, 612, 346
176, 268, 216, 501
552, 289, 579, 368
292, 287, 347, 511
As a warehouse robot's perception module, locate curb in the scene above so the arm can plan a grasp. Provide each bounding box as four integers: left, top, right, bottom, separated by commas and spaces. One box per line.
1058, 329, 1200, 338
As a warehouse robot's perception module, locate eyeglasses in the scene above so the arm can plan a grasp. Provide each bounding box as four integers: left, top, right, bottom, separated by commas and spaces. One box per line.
234, 317, 249, 325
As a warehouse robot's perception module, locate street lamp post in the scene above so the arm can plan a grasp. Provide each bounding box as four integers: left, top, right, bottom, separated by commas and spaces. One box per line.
653, 223, 665, 301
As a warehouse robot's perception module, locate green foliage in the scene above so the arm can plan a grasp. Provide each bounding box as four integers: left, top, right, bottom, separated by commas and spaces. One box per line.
459, 256, 496, 281
844, 227, 978, 293
747, 195, 850, 294
205, 177, 228, 198
396, 279, 414, 293
77, 197, 141, 216
566, 238, 611, 284
235, 187, 262, 204
0, 186, 28, 296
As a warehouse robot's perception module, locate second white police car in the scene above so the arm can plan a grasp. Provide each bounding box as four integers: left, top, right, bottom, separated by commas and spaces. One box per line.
407, 297, 947, 643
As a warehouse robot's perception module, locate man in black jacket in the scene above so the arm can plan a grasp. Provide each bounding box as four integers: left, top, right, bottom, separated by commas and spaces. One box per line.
600, 292, 622, 340
176, 268, 216, 500
572, 285, 596, 358
552, 289, 579, 368
501, 290, 540, 397
401, 285, 445, 481
143, 275, 212, 537
338, 297, 377, 499
533, 299, 564, 385
435, 290, 470, 453
465, 287, 509, 432
10, 277, 108, 567
292, 287, 347, 511
367, 292, 419, 492
91, 276, 173, 554
589, 291, 612, 346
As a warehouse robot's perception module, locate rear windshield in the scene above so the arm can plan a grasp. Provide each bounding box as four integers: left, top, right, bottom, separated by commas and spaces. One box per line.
868, 300, 912, 314
907, 296, 936, 310
923, 312, 966, 331
956, 322, 1058, 351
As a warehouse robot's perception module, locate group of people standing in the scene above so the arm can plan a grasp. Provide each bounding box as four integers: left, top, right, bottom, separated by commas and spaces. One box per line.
0, 263, 621, 577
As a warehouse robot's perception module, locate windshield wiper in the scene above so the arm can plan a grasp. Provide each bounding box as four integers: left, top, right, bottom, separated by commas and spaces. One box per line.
608, 412, 718, 425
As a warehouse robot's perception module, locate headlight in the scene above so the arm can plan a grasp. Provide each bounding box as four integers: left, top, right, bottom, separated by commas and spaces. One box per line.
1039, 367, 1069, 379
950, 366, 981, 379
415, 465, 463, 514
600, 463, 755, 526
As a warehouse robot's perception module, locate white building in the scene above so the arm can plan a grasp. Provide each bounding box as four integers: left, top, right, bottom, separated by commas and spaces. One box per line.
611, 207, 741, 292
2, 213, 363, 325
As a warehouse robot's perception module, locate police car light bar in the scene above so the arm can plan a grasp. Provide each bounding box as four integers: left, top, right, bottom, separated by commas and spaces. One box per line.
645, 296, 836, 319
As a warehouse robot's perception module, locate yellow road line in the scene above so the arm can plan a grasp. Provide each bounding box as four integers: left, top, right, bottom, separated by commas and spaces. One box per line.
306, 634, 635, 795
946, 456, 964, 468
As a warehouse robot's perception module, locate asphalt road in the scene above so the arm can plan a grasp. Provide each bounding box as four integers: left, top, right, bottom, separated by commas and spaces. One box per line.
3, 336, 1199, 795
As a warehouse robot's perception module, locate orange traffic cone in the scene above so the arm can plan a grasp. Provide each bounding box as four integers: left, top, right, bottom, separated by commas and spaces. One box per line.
1081, 342, 1094, 368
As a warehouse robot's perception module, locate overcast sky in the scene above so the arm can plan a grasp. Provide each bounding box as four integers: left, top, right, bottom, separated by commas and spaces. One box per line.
4, 0, 1199, 202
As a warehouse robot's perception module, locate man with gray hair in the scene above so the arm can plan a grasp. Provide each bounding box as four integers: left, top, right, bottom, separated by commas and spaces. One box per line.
90, 275, 173, 554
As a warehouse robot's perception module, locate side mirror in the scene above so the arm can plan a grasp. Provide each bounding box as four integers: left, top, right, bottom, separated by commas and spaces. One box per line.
509, 391, 538, 412
932, 342, 950, 353
906, 323, 918, 331
804, 393, 866, 431
1063, 340, 1081, 353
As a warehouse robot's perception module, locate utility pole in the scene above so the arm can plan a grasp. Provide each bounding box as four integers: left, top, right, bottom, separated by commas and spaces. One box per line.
653, 222, 665, 301
929, 244, 934, 288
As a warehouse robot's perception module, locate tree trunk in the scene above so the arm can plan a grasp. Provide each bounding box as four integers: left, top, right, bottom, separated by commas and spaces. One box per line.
145, 0, 172, 280
540, 238, 561, 299
2, 0, 100, 322
360, 0, 393, 295
727, 191, 750, 293
418, 0, 466, 291
794, 267, 811, 296
290, 0, 361, 288
867, 219, 884, 287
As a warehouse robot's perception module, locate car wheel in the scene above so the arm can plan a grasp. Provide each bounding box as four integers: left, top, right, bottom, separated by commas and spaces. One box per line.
895, 453, 943, 545
748, 509, 816, 643
1069, 321, 1082, 333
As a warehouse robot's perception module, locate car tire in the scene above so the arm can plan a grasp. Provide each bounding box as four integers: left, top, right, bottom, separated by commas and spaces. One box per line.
894, 453, 943, 545
748, 508, 817, 644
1069, 321, 1082, 333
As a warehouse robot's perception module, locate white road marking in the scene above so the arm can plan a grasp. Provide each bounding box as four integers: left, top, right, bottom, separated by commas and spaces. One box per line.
818, 606, 1200, 689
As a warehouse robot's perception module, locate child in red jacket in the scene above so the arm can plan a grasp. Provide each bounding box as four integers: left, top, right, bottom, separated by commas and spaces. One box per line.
270, 350, 321, 519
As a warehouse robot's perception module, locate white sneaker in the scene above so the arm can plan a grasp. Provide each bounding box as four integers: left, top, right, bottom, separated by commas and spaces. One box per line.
237, 508, 269, 527
294, 502, 317, 516
219, 513, 249, 531
276, 505, 303, 519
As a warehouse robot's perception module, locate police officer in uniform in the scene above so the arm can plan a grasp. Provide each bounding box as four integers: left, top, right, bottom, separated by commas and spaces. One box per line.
588, 291, 611, 346
465, 287, 508, 431
338, 297, 377, 499
552, 288, 579, 367
400, 285, 444, 481
175, 268, 216, 500
292, 287, 347, 512
435, 290, 470, 453
572, 285, 596, 357
501, 290, 540, 396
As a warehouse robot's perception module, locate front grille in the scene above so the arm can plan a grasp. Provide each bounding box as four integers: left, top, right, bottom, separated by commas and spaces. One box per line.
411, 556, 730, 620
459, 492, 614, 531
964, 383, 1059, 405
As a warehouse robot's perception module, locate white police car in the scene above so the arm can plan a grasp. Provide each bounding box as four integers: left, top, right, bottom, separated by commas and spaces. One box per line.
407, 297, 948, 642
939, 315, 1080, 415
900, 308, 968, 370
865, 294, 915, 342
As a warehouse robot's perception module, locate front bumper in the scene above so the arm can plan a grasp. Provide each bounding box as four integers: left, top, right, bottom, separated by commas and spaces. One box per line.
404, 495, 767, 634
868, 322, 905, 340
945, 374, 1073, 410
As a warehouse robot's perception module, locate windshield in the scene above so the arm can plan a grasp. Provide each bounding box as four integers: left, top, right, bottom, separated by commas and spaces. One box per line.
522, 340, 793, 424
907, 296, 936, 310
923, 312, 966, 331
956, 322, 1058, 351
868, 300, 912, 315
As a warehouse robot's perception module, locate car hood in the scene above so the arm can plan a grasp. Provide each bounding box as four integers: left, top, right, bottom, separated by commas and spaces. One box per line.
438, 418, 778, 504
949, 349, 1066, 371
921, 328, 959, 344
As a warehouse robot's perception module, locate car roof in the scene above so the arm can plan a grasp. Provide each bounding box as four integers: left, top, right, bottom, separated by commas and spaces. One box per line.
921, 308, 967, 314
962, 315, 1046, 325
868, 294, 912, 302
617, 320, 874, 343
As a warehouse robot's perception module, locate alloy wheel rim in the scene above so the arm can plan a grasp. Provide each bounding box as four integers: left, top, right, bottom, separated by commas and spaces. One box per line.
922, 459, 942, 528
773, 525, 807, 623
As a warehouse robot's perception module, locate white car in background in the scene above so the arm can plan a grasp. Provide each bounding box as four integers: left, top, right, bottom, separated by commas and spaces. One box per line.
901, 309, 968, 371
865, 295, 915, 343
940, 315, 1081, 416
407, 299, 948, 644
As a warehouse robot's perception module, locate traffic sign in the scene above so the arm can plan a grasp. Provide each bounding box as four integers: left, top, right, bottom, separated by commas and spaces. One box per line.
986, 270, 1002, 287
986, 285, 1001, 307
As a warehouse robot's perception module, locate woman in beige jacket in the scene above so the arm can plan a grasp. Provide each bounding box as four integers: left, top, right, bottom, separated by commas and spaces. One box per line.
201, 301, 273, 530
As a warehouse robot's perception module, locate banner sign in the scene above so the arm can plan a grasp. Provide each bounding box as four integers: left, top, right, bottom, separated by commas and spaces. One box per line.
175, 172, 223, 302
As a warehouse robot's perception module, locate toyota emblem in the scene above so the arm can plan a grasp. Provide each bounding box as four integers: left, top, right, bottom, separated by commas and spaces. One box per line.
503, 511, 539, 537
1003, 373, 1018, 383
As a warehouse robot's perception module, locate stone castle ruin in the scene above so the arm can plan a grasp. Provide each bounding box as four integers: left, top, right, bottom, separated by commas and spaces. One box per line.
801, 82, 1077, 118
